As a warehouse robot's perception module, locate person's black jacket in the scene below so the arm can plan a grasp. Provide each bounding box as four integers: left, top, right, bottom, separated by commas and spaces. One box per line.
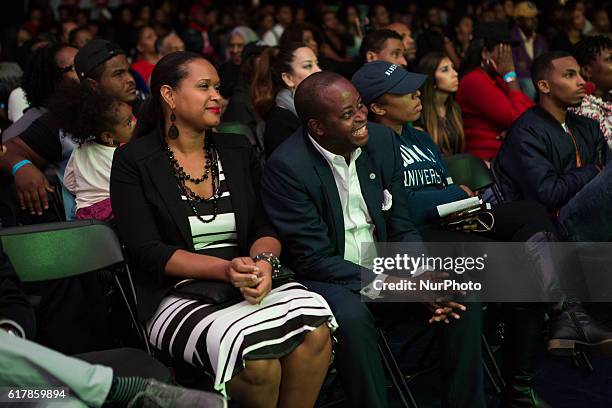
110, 128, 277, 321
263, 106, 301, 158
261, 122, 422, 291
494, 106, 611, 211
0, 242, 36, 339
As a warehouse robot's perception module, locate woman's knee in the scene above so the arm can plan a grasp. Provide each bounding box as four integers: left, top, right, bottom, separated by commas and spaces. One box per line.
240, 359, 282, 387
301, 324, 332, 355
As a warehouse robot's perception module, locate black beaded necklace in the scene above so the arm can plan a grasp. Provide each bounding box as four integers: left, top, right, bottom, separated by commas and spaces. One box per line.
164, 136, 220, 224
164, 142, 213, 183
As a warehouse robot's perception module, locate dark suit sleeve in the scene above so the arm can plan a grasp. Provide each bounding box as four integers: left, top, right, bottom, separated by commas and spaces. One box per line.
0, 242, 36, 339
261, 158, 363, 289
505, 126, 599, 210
246, 141, 279, 246
110, 147, 182, 286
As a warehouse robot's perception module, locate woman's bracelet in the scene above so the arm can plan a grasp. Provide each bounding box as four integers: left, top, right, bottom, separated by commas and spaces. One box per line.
503, 71, 517, 83
253, 252, 281, 277
11, 159, 32, 176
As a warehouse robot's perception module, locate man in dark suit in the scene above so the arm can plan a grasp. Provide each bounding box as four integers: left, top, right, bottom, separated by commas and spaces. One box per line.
262, 71, 484, 408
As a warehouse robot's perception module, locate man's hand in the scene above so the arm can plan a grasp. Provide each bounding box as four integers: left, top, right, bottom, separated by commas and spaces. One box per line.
14, 164, 53, 216
240, 260, 272, 305
425, 301, 467, 324
459, 185, 475, 197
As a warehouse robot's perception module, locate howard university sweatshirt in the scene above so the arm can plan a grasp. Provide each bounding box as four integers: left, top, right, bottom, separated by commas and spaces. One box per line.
396, 124, 468, 226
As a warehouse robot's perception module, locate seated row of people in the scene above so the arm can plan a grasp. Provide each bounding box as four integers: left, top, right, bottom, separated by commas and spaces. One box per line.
114, 51, 609, 407
1, 36, 610, 408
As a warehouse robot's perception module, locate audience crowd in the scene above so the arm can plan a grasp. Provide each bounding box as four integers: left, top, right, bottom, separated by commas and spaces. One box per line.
1, 0, 612, 407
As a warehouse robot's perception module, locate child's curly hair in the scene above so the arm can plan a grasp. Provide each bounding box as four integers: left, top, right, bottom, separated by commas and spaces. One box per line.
47, 82, 122, 145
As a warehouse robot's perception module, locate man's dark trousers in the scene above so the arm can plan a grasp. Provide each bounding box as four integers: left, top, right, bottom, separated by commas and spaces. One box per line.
302, 279, 485, 408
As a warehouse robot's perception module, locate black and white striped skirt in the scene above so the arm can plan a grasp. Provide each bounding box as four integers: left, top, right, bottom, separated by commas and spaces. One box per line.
146, 281, 338, 395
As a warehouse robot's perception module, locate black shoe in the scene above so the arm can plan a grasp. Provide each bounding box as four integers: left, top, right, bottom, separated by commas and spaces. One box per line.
501, 304, 551, 408
129, 379, 227, 408
501, 373, 551, 408
548, 305, 612, 357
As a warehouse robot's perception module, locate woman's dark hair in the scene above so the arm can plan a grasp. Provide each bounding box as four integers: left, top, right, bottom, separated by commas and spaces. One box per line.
460, 37, 500, 76
572, 35, 612, 67
1, 25, 26, 63
22, 42, 72, 108
279, 23, 323, 50
251, 42, 308, 119
131, 25, 154, 60
418, 52, 465, 156
134, 51, 204, 139
47, 82, 120, 145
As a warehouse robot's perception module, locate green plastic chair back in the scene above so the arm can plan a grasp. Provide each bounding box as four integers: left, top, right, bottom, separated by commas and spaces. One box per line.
0, 220, 124, 282
216, 122, 254, 140
443, 153, 495, 192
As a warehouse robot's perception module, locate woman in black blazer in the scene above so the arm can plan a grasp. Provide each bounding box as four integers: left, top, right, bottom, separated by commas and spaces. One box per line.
253, 42, 321, 157
110, 51, 335, 407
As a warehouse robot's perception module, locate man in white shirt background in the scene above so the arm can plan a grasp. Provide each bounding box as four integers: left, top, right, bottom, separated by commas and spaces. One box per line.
262, 71, 484, 408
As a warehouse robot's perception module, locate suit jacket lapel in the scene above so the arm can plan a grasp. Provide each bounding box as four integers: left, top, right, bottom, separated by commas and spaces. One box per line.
304, 134, 346, 255
356, 152, 387, 241
144, 147, 194, 250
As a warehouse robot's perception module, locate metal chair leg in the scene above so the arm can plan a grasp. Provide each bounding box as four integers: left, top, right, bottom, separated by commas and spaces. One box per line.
483, 358, 502, 395
378, 328, 419, 408
113, 267, 151, 355
482, 333, 505, 394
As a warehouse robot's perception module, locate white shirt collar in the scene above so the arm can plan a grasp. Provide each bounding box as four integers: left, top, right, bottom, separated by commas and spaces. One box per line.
308, 133, 362, 166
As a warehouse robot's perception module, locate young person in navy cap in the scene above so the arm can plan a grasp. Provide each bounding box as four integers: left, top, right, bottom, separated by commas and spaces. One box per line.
351, 60, 612, 407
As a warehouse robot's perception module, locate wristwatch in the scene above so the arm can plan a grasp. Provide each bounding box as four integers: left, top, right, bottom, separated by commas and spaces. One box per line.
252, 252, 281, 277
0, 324, 22, 338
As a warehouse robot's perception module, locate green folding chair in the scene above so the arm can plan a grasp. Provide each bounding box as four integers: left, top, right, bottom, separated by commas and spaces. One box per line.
0, 220, 150, 354
443, 153, 504, 202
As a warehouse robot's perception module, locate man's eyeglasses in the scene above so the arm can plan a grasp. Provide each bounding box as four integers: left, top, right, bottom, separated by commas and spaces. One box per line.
59, 64, 75, 74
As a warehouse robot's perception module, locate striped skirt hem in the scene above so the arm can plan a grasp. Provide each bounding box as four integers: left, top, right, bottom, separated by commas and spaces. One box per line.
146, 281, 338, 395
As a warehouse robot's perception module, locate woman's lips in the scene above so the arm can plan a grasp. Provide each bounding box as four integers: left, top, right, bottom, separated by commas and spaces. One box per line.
207, 107, 221, 114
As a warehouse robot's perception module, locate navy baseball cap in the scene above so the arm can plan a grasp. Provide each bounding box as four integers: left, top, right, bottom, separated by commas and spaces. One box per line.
74, 40, 125, 79
351, 61, 427, 106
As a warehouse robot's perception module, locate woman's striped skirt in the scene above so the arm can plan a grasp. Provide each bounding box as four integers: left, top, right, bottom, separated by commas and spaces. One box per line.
146, 281, 338, 395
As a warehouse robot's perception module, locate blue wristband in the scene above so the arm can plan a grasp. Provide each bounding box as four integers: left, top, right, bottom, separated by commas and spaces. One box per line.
11, 159, 32, 176
503, 71, 517, 82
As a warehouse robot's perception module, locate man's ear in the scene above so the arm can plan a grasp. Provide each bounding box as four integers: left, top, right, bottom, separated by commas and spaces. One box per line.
366, 51, 377, 63
85, 77, 99, 89
100, 130, 115, 145
307, 118, 324, 136
536, 79, 550, 95
369, 102, 386, 117
160, 84, 176, 110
